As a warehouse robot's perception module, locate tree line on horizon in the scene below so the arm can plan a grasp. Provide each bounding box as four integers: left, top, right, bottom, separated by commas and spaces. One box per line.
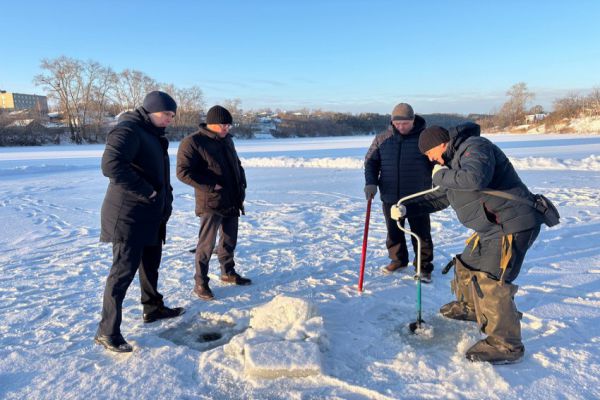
1, 56, 599, 146
31, 56, 206, 143
478, 82, 600, 131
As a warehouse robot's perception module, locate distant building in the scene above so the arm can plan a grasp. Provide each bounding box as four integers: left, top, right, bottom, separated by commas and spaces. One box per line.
525, 113, 547, 124
0, 90, 48, 113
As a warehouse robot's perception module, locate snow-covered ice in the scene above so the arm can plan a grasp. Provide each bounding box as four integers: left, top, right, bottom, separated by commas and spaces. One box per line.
1, 133, 599, 399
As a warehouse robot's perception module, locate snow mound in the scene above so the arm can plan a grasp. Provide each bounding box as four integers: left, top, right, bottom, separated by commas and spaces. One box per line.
249, 294, 324, 341
220, 295, 326, 378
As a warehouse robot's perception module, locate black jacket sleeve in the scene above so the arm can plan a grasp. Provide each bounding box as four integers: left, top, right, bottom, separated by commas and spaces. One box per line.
404, 187, 451, 216
364, 137, 381, 186
433, 140, 495, 191
176, 136, 218, 192
101, 126, 154, 199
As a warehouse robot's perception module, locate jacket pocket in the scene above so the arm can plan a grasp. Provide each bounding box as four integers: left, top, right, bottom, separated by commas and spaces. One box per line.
207, 191, 222, 209
482, 202, 499, 224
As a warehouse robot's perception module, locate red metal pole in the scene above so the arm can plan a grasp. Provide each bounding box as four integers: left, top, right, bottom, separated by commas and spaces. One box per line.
358, 198, 372, 292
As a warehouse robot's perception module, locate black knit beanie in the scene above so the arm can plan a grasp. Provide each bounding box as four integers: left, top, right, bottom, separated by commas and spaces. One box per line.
391, 103, 415, 121
418, 126, 450, 154
206, 105, 233, 124
142, 91, 177, 113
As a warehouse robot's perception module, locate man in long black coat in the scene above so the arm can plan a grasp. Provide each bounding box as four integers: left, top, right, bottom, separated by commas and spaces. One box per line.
96, 91, 184, 353
392, 123, 543, 364
364, 103, 435, 281
176, 105, 250, 301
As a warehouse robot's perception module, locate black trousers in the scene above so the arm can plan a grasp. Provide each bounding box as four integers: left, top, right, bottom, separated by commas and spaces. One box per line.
194, 213, 239, 287
459, 226, 541, 283
98, 242, 164, 337
383, 202, 434, 272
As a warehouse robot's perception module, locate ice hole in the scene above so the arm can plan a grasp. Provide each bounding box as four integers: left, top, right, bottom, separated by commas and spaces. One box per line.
160, 317, 246, 352
198, 332, 222, 342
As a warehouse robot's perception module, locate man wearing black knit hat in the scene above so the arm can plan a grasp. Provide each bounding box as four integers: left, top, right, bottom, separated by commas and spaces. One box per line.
364, 102, 435, 282
96, 91, 184, 353
391, 123, 543, 364
177, 105, 250, 300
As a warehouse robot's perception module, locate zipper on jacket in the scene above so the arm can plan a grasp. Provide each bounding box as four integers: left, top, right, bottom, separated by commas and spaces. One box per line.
396, 135, 402, 200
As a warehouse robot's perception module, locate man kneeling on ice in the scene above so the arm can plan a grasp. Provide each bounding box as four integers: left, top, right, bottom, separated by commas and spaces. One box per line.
391, 123, 543, 364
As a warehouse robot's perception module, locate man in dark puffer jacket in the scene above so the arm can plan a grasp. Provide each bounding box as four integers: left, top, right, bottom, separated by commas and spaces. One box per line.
177, 105, 250, 300
96, 91, 184, 353
364, 103, 435, 281
391, 122, 543, 364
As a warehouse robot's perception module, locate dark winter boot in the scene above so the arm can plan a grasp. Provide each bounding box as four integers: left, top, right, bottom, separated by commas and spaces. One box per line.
466, 337, 524, 364
440, 258, 476, 321
469, 271, 524, 363
143, 305, 185, 323
194, 284, 215, 300
94, 333, 133, 353
413, 271, 432, 283
383, 261, 408, 274
221, 271, 252, 286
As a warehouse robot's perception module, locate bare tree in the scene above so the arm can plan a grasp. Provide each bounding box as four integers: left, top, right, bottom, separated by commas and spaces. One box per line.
89, 66, 117, 141
552, 92, 584, 119
112, 69, 159, 112
222, 98, 257, 137
77, 60, 111, 141
34, 56, 84, 142
495, 82, 535, 128
172, 85, 205, 128
585, 87, 600, 116
528, 105, 545, 114
34, 57, 119, 143
222, 98, 243, 117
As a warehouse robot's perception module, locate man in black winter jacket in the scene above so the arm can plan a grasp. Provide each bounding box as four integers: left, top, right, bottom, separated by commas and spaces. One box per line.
96, 91, 184, 353
364, 103, 435, 282
176, 105, 250, 300
391, 123, 543, 364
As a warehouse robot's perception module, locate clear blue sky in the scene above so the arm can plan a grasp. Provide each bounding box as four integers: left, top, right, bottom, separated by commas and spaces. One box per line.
1, 0, 599, 114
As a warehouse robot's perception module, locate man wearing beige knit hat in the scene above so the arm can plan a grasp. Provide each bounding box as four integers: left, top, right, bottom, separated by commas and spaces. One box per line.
364, 103, 435, 282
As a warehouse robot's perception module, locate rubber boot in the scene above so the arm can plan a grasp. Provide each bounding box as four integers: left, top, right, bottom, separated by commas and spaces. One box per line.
440, 258, 476, 321
467, 271, 524, 364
